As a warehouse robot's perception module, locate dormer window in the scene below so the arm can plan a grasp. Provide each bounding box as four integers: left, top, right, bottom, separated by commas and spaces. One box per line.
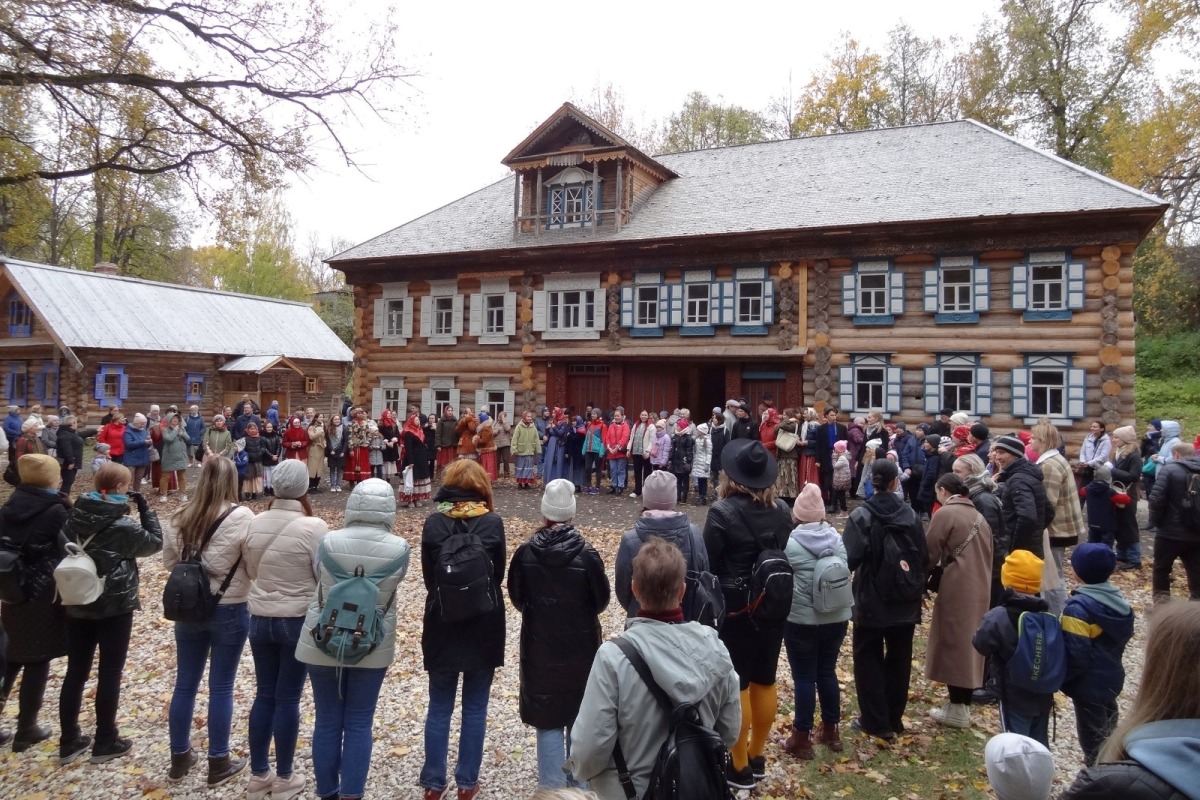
545, 167, 599, 229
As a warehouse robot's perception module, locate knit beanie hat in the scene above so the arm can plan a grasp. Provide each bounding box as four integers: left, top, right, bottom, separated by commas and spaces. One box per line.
1112, 425, 1136, 445
833, 440, 847, 453
541, 478, 577, 522
1001, 550, 1044, 594
952, 425, 971, 442
950, 412, 971, 426
985, 733, 1055, 800
18, 454, 60, 488
1071, 542, 1117, 585
271, 459, 310, 500
993, 435, 1027, 458
677, 418, 689, 431
970, 422, 990, 441
792, 483, 825, 524
642, 470, 677, 511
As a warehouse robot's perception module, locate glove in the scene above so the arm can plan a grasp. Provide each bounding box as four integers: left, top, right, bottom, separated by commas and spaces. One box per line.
129, 491, 149, 512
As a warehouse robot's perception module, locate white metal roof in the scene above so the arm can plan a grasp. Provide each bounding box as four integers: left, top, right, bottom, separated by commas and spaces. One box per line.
219, 355, 304, 373
1, 258, 353, 363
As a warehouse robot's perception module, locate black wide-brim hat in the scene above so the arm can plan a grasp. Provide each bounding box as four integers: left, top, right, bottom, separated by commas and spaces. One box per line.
721, 438, 778, 490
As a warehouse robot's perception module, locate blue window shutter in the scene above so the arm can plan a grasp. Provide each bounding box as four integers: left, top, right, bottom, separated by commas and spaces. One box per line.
1011, 367, 1030, 418
717, 280, 735, 325
885, 366, 902, 413
1066, 367, 1087, 419
923, 269, 939, 313
1066, 262, 1086, 310
620, 287, 633, 327
42, 362, 58, 407
118, 369, 129, 402
763, 279, 775, 324
973, 267, 990, 312
94, 370, 105, 402
668, 284, 683, 327
889, 271, 905, 316
924, 367, 941, 414
838, 366, 855, 412
1011, 265, 1029, 310
590, 289, 605, 331
975, 367, 993, 416
841, 274, 856, 316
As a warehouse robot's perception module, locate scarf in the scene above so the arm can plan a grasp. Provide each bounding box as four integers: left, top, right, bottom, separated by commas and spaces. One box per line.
403, 413, 424, 440
435, 500, 490, 518
637, 607, 685, 624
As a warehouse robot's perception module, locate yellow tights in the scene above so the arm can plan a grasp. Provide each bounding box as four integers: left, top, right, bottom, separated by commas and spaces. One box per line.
730, 682, 778, 771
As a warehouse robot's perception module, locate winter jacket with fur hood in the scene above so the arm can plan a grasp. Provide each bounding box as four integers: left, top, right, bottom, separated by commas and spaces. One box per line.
295, 479, 410, 669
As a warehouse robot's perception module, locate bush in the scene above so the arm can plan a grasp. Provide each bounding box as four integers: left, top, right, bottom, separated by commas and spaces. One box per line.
1136, 333, 1200, 380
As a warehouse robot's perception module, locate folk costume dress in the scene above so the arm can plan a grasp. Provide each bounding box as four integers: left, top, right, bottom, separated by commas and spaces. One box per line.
283, 417, 309, 462
512, 418, 542, 488
435, 408, 458, 470
378, 409, 401, 480
476, 414, 497, 481
399, 412, 432, 505
344, 417, 373, 483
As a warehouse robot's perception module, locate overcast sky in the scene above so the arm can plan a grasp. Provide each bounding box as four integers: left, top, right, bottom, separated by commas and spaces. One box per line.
287, 1, 999, 255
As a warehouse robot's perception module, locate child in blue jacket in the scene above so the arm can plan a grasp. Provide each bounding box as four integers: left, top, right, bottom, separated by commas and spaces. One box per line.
1081, 464, 1118, 547
1062, 543, 1134, 766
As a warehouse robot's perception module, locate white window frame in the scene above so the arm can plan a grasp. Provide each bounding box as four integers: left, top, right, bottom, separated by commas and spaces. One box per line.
923, 354, 993, 416
683, 270, 712, 328
842, 260, 904, 325
421, 376, 461, 420
635, 284, 661, 328
1030, 264, 1065, 311
731, 266, 774, 334
1011, 354, 1087, 423
420, 280, 463, 346
839, 354, 902, 415
533, 274, 604, 341
545, 167, 600, 229
475, 377, 514, 422
468, 278, 516, 346
371, 377, 408, 420
923, 256, 990, 323
1011, 251, 1085, 321
373, 282, 413, 346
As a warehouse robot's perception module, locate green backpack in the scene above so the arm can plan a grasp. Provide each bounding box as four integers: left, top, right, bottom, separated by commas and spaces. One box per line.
310, 546, 408, 666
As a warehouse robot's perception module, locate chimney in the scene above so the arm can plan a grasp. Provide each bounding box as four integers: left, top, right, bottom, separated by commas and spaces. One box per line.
93, 262, 119, 276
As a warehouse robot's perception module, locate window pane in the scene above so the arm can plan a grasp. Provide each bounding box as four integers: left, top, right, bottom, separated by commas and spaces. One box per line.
738, 281, 763, 324
686, 284, 710, 324
485, 294, 504, 334
1031, 265, 1065, 310
1031, 369, 1065, 416
636, 286, 659, 326
386, 299, 405, 336
859, 274, 887, 315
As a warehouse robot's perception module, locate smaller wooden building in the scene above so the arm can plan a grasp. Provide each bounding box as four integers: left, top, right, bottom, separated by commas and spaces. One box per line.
0, 257, 353, 422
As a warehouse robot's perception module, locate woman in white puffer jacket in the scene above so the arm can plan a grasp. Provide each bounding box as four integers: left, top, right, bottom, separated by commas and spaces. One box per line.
295, 478, 410, 800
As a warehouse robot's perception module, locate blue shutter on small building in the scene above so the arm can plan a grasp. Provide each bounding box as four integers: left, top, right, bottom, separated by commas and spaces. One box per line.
1066, 367, 1087, 419
1011, 367, 1030, 418
39, 362, 58, 407
923, 269, 939, 313
924, 366, 941, 414
973, 267, 990, 312
667, 284, 683, 327
889, 272, 905, 316
93, 371, 105, 403
620, 287, 634, 327
1066, 262, 1086, 310
975, 367, 993, 416
841, 275, 856, 316
763, 279, 775, 324
839, 366, 855, 412
1011, 265, 1029, 310
885, 366, 902, 414
714, 280, 735, 325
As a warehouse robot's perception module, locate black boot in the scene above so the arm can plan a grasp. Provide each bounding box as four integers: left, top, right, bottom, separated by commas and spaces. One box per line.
207, 753, 248, 788
168, 748, 198, 783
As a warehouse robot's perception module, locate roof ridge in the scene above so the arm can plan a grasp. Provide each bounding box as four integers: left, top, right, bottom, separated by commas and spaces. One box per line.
654, 118, 969, 159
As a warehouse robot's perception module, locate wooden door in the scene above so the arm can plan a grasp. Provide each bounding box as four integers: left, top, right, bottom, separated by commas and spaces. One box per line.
565, 364, 609, 417
622, 363, 679, 416
260, 392, 287, 421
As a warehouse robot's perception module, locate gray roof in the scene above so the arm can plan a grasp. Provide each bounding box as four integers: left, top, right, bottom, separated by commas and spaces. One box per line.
331, 119, 1165, 263
2, 258, 353, 363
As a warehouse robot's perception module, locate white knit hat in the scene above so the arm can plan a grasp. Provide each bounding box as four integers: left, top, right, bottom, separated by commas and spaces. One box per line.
541, 479, 577, 523
272, 459, 310, 500
984, 733, 1055, 800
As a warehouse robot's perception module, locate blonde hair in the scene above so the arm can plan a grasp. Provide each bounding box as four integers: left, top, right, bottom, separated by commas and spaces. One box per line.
717, 472, 778, 507
441, 459, 494, 511
93, 462, 132, 493
171, 456, 239, 552
1099, 602, 1200, 762
1031, 419, 1061, 453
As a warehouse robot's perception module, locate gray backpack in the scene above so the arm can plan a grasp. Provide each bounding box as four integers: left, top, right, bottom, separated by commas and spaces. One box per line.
811, 549, 853, 613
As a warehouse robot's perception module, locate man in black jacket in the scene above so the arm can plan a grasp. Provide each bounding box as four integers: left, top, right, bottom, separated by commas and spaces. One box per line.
730, 403, 758, 442
992, 435, 1053, 559
1147, 443, 1200, 601
816, 407, 849, 513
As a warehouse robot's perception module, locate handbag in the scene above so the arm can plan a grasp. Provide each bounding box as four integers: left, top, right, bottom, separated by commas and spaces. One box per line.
149, 446, 160, 463
775, 427, 799, 453
926, 514, 982, 594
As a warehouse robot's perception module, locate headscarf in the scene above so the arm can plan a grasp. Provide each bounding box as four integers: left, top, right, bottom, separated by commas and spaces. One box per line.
380, 408, 397, 428
552, 407, 565, 424
443, 405, 455, 419
403, 411, 424, 440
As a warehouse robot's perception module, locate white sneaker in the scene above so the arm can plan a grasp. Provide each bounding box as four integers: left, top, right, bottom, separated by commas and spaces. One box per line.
629, 492, 638, 498
271, 772, 306, 800
180, 494, 188, 502
930, 703, 971, 729
247, 769, 275, 800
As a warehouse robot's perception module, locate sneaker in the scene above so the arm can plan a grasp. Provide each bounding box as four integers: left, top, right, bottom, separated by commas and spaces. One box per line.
749, 754, 767, 780
247, 769, 276, 800
90, 736, 133, 764
58, 734, 93, 765
629, 492, 638, 498
271, 772, 307, 800
12, 724, 52, 752
929, 703, 971, 729
727, 764, 755, 791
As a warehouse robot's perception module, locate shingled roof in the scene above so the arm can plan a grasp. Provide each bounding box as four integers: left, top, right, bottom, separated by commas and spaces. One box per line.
1, 257, 353, 366
330, 119, 1165, 263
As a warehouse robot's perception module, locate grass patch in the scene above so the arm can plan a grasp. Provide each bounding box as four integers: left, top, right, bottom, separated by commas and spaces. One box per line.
1135, 375, 1200, 435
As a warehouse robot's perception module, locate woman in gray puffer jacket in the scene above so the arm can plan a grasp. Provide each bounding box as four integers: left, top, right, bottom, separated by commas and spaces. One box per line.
295, 478, 409, 800
57, 462, 163, 766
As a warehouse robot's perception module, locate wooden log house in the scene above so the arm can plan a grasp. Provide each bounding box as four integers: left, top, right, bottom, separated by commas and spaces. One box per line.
0, 257, 353, 423
330, 103, 1166, 446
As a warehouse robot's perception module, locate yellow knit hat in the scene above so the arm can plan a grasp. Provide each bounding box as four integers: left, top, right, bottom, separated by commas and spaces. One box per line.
1001, 550, 1044, 594
18, 453, 60, 489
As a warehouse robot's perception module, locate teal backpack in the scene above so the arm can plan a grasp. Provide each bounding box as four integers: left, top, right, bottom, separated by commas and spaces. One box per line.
310, 545, 408, 667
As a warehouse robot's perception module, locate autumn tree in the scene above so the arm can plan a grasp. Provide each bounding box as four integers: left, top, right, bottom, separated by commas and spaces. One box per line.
791, 36, 890, 136
661, 92, 770, 152
574, 82, 663, 154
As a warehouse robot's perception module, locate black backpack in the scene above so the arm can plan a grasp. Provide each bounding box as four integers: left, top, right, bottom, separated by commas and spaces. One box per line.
162, 509, 240, 622
868, 512, 926, 605
0, 534, 29, 604
683, 569, 725, 629
1180, 465, 1200, 534
434, 517, 497, 622
725, 502, 793, 630
611, 637, 734, 800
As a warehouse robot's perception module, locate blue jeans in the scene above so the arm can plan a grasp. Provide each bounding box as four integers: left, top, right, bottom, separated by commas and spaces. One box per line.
309, 665, 387, 799
784, 621, 848, 731
420, 669, 495, 792
248, 615, 307, 776
170, 602, 249, 757
1002, 706, 1050, 747
1117, 540, 1142, 567
536, 727, 580, 789
608, 458, 627, 490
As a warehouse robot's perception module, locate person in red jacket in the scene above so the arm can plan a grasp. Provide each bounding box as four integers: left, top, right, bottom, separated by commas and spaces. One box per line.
603, 409, 631, 495
282, 416, 308, 461
95, 412, 127, 464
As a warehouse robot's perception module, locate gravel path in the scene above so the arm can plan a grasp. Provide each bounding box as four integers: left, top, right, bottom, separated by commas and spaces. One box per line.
0, 473, 1171, 799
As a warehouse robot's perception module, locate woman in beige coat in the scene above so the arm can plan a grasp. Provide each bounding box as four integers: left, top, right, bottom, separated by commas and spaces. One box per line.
925, 472, 993, 730
305, 413, 327, 493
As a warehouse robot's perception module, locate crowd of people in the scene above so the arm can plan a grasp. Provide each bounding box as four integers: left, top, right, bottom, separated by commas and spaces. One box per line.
0, 391, 1198, 800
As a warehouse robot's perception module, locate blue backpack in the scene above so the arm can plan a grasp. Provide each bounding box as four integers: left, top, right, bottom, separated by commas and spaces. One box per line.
1007, 611, 1066, 694
310, 546, 408, 666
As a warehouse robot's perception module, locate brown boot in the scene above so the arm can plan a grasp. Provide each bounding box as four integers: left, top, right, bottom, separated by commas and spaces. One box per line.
816, 722, 844, 752
781, 729, 814, 760
207, 753, 248, 788
168, 749, 198, 783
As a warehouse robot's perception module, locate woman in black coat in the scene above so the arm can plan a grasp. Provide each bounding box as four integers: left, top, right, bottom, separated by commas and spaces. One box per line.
669, 422, 695, 503
1108, 425, 1144, 569
0, 454, 71, 751
508, 485, 609, 789
56, 416, 86, 495
418, 459, 507, 798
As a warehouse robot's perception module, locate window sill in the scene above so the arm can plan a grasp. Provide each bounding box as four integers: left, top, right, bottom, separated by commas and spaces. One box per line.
934, 312, 980, 324
630, 327, 665, 338
478, 335, 510, 345
379, 336, 410, 347
1022, 310, 1072, 322
730, 324, 768, 336
680, 326, 716, 336
1022, 416, 1076, 426
541, 330, 601, 341
427, 336, 458, 346
852, 315, 895, 326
